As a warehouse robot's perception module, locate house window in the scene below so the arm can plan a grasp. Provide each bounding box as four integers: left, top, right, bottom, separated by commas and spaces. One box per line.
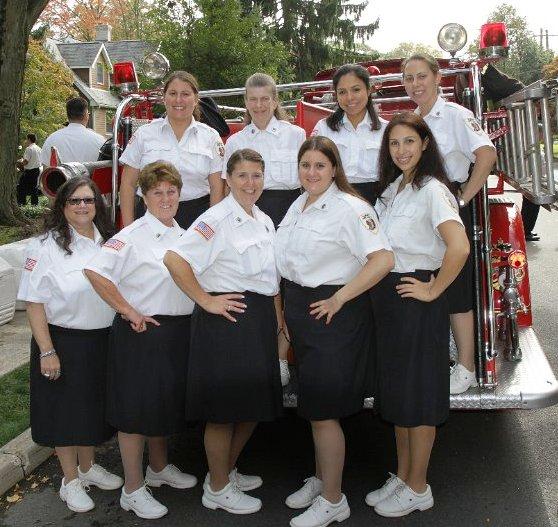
96, 62, 104, 84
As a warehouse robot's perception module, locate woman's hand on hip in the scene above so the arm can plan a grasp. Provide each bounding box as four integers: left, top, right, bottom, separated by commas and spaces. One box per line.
396, 274, 437, 302
202, 294, 247, 322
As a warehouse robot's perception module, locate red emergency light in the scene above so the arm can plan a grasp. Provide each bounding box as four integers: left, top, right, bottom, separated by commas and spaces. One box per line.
113, 62, 139, 94
479, 22, 509, 60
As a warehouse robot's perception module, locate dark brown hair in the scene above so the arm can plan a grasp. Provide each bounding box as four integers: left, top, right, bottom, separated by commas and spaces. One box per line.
326, 64, 381, 132
163, 70, 201, 120
243, 73, 288, 125
376, 112, 452, 199
298, 136, 365, 201
138, 161, 183, 195
401, 53, 440, 75
42, 177, 114, 255
226, 148, 265, 176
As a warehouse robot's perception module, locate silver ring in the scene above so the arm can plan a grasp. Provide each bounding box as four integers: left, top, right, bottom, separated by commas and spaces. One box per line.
43, 373, 50, 377
55, 370, 61, 375
226, 305, 231, 311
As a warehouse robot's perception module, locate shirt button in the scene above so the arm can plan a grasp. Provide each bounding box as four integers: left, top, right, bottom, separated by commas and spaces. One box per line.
236, 217, 241, 222
321, 204, 326, 209
155, 233, 161, 238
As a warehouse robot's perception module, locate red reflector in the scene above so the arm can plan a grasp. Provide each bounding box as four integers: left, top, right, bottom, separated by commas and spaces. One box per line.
480, 22, 508, 49
113, 62, 138, 86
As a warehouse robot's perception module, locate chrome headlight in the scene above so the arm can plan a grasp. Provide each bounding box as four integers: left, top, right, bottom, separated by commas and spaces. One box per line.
141, 52, 170, 81
437, 23, 468, 56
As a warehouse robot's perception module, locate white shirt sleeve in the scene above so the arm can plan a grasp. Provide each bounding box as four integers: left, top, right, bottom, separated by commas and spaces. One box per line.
427, 183, 464, 238
84, 234, 135, 285
311, 119, 327, 137
40, 136, 53, 166
456, 111, 495, 157
17, 237, 52, 303
222, 133, 239, 179
209, 133, 225, 174
119, 130, 144, 169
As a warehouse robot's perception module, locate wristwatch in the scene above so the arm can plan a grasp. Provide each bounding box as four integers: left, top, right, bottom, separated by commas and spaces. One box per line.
457, 197, 467, 208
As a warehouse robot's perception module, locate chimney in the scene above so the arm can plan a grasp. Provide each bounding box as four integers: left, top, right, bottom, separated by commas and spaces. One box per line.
95, 24, 112, 42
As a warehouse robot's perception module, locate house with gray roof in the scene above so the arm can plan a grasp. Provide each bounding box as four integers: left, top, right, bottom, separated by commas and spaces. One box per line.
47, 24, 152, 137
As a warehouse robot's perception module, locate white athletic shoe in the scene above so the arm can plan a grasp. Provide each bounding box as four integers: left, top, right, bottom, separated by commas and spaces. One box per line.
145, 464, 197, 489
280, 359, 291, 387
285, 476, 323, 509
365, 472, 404, 507
120, 485, 168, 519
290, 494, 350, 527
450, 363, 478, 394
78, 463, 123, 490
202, 481, 262, 514
374, 483, 433, 517
204, 468, 263, 492
59, 477, 94, 513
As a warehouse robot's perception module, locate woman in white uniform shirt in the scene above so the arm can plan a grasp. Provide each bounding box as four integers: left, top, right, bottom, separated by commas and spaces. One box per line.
222, 73, 306, 228
312, 64, 386, 205
119, 71, 225, 229
18, 177, 122, 513
276, 136, 394, 527
402, 54, 497, 394
164, 149, 283, 516
367, 112, 469, 517
85, 162, 197, 520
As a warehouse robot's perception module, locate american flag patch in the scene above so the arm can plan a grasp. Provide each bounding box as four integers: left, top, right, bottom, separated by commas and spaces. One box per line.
24, 258, 37, 271
194, 221, 215, 240
103, 238, 126, 251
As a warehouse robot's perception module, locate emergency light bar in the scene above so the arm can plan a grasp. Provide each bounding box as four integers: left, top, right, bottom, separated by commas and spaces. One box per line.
479, 22, 509, 60
113, 62, 139, 94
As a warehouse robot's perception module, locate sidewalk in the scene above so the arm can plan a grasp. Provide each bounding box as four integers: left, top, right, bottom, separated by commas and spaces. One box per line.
0, 311, 30, 377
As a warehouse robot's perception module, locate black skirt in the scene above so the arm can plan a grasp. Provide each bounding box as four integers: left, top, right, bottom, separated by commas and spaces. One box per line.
135, 194, 210, 230
446, 203, 473, 313
284, 280, 373, 420
256, 189, 301, 228
371, 271, 450, 427
186, 292, 283, 423
30, 325, 114, 447
108, 314, 190, 436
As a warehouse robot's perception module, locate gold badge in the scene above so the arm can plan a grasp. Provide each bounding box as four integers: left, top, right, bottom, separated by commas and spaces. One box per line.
359, 213, 378, 233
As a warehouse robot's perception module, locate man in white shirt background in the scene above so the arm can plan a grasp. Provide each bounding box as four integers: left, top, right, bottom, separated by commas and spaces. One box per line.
40, 97, 105, 168
16, 133, 42, 205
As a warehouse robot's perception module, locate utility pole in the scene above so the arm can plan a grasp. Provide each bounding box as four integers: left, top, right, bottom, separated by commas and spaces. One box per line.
539, 28, 557, 50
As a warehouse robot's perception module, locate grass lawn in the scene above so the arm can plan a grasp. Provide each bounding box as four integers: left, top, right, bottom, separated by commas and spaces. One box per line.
0, 364, 30, 446
0, 197, 49, 246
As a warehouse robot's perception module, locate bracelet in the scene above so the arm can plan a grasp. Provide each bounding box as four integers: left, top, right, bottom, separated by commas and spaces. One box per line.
39, 349, 56, 359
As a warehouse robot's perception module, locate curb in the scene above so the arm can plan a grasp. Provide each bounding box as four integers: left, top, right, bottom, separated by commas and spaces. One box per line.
0, 428, 53, 496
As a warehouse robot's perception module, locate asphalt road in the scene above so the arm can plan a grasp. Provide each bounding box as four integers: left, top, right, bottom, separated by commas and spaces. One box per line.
1, 192, 556, 527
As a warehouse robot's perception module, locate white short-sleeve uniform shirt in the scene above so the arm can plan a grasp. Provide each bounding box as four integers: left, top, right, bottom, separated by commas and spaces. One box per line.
119, 117, 224, 201
275, 182, 392, 288
85, 211, 194, 316
375, 176, 464, 273
222, 117, 306, 190
417, 96, 495, 183
40, 123, 105, 166
23, 143, 42, 170
312, 113, 387, 184
168, 194, 279, 296
17, 228, 114, 329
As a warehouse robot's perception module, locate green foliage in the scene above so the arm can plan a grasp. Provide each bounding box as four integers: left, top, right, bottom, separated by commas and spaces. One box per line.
0, 364, 30, 446
381, 42, 442, 60
20, 40, 76, 145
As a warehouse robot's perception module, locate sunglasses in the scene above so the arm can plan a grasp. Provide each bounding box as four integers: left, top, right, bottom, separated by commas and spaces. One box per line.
66, 197, 95, 206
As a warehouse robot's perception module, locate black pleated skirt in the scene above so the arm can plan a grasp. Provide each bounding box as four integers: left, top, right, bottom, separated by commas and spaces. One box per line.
446, 203, 473, 313
135, 194, 210, 230
284, 280, 373, 420
186, 292, 283, 423
108, 314, 190, 436
256, 189, 301, 228
30, 325, 114, 447
371, 271, 450, 427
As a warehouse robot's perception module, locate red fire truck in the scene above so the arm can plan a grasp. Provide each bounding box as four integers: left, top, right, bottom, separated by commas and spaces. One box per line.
41, 22, 558, 411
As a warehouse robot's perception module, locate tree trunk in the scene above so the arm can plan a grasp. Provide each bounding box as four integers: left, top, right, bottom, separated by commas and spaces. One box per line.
0, 0, 49, 225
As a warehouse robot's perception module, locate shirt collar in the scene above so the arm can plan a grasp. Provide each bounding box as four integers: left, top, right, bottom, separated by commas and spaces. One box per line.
224, 194, 262, 227
70, 224, 102, 246
161, 116, 199, 137
247, 116, 281, 137
416, 95, 445, 119
301, 181, 339, 213
143, 209, 179, 239
342, 112, 371, 131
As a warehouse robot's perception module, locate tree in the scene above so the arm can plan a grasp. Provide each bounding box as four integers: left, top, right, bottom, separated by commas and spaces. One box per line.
381, 42, 441, 60
240, 0, 379, 81
469, 3, 554, 85
0, 0, 50, 225
20, 40, 75, 145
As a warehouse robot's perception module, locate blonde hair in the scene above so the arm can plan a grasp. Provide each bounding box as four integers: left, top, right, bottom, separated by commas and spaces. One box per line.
243, 72, 288, 124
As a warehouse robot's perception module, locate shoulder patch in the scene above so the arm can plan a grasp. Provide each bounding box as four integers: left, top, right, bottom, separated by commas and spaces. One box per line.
194, 221, 215, 240
441, 186, 459, 213
103, 238, 126, 251
24, 258, 37, 271
214, 139, 225, 158
464, 116, 483, 135
359, 213, 379, 233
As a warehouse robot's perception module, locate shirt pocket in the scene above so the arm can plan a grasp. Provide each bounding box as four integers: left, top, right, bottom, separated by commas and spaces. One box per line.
269, 149, 299, 186
231, 237, 271, 279
188, 143, 213, 175
387, 204, 417, 250
144, 140, 173, 164
433, 131, 453, 157
359, 138, 382, 179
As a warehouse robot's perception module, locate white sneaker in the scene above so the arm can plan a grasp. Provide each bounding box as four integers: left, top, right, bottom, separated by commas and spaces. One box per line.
365, 472, 404, 507
78, 463, 123, 490
120, 485, 168, 519
202, 481, 262, 514
59, 477, 94, 513
204, 468, 263, 491
145, 464, 197, 489
450, 363, 478, 394
374, 483, 433, 517
280, 359, 291, 387
285, 477, 323, 509
290, 494, 350, 527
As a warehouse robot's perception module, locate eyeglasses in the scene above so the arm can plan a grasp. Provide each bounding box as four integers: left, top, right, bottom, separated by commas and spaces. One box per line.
66, 197, 95, 206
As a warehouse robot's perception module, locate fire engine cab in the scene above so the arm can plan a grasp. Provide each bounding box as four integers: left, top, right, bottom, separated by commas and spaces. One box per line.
41, 22, 558, 410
